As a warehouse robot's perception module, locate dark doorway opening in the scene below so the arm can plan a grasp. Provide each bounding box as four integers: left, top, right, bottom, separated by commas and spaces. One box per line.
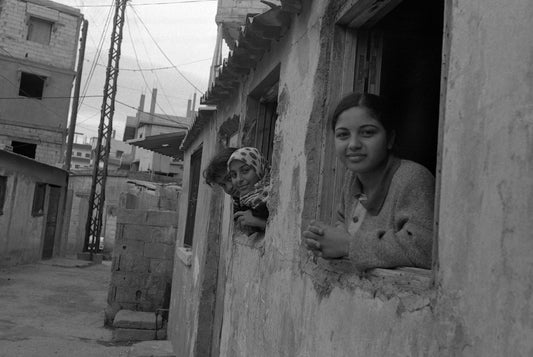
42, 185, 61, 259
374, 0, 444, 173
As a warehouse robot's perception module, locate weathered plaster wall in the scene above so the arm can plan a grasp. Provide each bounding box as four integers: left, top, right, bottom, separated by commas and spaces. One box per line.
435, 0, 533, 355
0, 151, 67, 266
168, 117, 227, 357
170, 0, 533, 356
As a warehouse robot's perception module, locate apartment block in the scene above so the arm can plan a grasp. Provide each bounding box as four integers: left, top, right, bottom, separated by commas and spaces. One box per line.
0, 0, 83, 165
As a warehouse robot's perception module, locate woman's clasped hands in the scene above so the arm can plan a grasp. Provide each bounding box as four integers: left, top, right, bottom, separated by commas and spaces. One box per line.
303, 220, 351, 259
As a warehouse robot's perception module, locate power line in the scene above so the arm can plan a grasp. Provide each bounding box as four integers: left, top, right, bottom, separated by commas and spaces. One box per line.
79, 1, 115, 109
127, 8, 181, 118
128, 4, 204, 94
0, 95, 103, 100
77, 0, 216, 7
86, 58, 210, 72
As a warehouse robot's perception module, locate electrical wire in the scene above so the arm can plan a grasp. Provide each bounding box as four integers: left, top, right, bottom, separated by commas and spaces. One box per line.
128, 4, 204, 94
79, 0, 115, 109
127, 8, 181, 118
77, 0, 216, 7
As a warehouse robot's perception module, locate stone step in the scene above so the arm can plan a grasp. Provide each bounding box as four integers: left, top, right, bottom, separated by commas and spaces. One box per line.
113, 327, 166, 342
128, 340, 175, 357
113, 310, 163, 330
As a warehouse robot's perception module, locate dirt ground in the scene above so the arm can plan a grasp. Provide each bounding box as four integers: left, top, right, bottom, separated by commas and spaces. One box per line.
0, 258, 131, 357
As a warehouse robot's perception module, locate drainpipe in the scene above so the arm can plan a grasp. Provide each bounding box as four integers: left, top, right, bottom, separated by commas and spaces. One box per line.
65, 18, 88, 171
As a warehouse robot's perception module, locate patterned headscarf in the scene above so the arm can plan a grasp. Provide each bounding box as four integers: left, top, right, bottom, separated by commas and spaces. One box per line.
227, 147, 270, 210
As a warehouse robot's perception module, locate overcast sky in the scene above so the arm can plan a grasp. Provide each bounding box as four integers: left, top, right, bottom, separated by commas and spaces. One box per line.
53, 0, 222, 141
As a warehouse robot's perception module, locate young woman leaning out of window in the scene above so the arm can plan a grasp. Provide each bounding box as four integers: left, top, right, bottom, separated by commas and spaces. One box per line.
303, 93, 435, 271
228, 147, 270, 231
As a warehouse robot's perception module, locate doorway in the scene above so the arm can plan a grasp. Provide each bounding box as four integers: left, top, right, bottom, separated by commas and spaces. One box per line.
42, 185, 61, 259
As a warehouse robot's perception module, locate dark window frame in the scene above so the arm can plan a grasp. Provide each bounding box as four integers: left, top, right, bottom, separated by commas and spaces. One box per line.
19, 72, 46, 99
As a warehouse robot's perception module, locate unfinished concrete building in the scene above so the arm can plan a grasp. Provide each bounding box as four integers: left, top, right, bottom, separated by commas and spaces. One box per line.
0, 0, 82, 165
168, 0, 533, 356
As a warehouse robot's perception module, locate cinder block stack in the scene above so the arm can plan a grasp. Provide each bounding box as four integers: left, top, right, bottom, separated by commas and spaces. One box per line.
106, 209, 178, 325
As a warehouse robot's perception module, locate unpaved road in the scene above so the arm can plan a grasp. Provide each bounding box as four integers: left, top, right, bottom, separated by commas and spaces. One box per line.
0, 259, 130, 357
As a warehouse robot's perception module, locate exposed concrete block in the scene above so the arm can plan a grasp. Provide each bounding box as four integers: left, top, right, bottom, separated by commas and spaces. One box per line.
127, 340, 175, 357
116, 240, 146, 256
114, 310, 162, 330
149, 259, 173, 276
112, 327, 166, 342
143, 243, 173, 260
117, 209, 148, 225
118, 254, 151, 273
151, 227, 177, 245
123, 225, 153, 243
146, 210, 179, 227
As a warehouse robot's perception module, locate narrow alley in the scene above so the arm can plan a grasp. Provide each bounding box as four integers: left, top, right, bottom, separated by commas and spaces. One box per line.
0, 259, 129, 357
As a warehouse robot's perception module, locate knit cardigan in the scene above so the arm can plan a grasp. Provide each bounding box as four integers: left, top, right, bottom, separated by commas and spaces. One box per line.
336, 157, 435, 271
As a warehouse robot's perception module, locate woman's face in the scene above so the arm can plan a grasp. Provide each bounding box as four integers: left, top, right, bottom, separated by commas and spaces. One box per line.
334, 106, 392, 174
228, 159, 260, 195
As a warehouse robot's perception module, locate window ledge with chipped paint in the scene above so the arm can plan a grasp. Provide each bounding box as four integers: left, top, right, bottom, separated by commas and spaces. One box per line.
176, 246, 192, 267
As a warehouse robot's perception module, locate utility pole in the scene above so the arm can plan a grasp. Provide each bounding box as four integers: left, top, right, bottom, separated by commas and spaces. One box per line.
65, 18, 88, 171
84, 0, 129, 255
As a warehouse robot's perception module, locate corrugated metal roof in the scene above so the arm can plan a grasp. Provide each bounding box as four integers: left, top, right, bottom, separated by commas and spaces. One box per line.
200, 4, 293, 106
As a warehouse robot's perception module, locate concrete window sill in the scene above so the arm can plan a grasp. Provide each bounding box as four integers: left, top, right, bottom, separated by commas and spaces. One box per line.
176, 246, 192, 267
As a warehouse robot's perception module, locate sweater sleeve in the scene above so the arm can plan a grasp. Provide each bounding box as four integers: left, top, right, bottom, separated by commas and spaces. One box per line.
348, 166, 435, 271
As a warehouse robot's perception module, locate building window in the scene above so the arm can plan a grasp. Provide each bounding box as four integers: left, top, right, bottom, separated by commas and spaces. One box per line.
317, 0, 444, 226
32, 183, 46, 217
27, 17, 53, 45
0, 176, 7, 216
85, 153, 90, 158
183, 146, 203, 248
19, 72, 46, 99
242, 66, 280, 163
76, 152, 82, 156
74, 165, 80, 169
116, 150, 124, 158
11, 140, 37, 159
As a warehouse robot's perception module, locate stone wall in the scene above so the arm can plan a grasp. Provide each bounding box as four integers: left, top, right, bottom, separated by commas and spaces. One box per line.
106, 209, 178, 323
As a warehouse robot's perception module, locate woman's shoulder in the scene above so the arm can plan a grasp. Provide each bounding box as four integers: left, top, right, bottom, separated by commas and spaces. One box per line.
395, 159, 435, 189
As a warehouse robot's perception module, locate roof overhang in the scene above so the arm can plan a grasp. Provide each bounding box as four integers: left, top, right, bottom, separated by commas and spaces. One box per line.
127, 132, 187, 159
180, 107, 217, 152
201, 4, 293, 105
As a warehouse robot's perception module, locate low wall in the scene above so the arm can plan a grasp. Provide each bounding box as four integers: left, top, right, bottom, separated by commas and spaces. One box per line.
106, 209, 178, 323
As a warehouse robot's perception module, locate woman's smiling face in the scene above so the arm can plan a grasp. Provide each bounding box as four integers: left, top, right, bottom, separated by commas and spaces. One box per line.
334, 106, 392, 174
228, 159, 260, 195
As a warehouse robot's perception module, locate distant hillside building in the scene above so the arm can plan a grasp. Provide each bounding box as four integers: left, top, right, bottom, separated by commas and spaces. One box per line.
0, 0, 83, 165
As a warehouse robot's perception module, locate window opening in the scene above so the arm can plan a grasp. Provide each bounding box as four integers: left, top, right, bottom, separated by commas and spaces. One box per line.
320, 0, 444, 226
32, 183, 46, 217
19, 72, 46, 99
11, 140, 37, 159
183, 146, 203, 248
244, 66, 280, 163
27, 17, 53, 45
